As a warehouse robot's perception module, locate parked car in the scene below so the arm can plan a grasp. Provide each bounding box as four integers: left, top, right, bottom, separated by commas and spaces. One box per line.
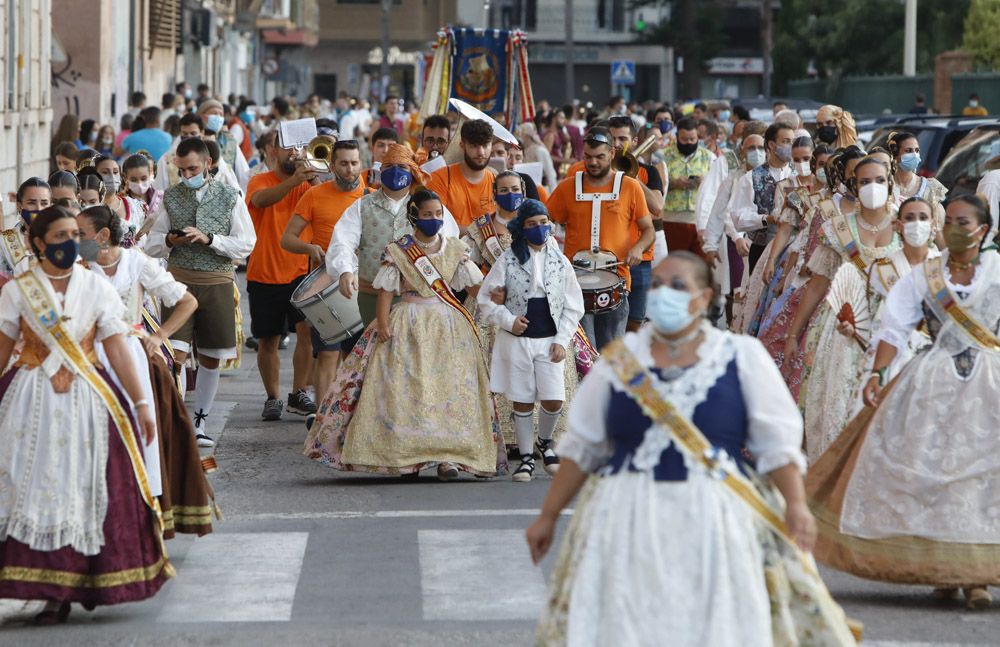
854, 114, 912, 147
934, 124, 1000, 195
867, 115, 999, 177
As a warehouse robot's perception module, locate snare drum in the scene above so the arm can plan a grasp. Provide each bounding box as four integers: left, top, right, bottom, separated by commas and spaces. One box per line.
575, 268, 626, 314
290, 266, 363, 344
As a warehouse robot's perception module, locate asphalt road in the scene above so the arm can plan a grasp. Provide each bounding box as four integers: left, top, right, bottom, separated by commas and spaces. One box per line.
1, 278, 996, 645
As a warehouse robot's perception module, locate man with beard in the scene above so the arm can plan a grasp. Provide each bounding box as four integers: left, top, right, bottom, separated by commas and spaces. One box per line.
282, 139, 368, 396
546, 127, 655, 349
242, 131, 320, 422
426, 119, 497, 229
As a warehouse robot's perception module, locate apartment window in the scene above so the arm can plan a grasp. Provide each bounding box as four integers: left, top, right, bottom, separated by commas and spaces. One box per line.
149, 0, 181, 50
509, 0, 536, 30
596, 0, 625, 31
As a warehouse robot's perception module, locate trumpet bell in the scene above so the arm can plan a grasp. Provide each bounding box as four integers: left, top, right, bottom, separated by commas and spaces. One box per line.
306, 135, 337, 172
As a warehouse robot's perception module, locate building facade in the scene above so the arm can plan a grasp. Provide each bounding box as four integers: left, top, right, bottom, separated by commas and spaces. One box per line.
1, 0, 52, 227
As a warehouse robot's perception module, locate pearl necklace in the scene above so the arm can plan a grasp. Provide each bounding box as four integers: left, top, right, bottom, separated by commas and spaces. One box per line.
415, 235, 440, 250
42, 268, 72, 280
652, 321, 706, 358
98, 254, 121, 269
857, 213, 891, 233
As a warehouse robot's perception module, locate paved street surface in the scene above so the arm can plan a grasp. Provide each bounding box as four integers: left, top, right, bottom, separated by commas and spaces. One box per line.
1, 279, 997, 645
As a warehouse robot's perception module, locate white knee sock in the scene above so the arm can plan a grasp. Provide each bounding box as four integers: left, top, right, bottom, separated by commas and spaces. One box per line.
513, 410, 535, 458
538, 406, 563, 441
193, 366, 221, 431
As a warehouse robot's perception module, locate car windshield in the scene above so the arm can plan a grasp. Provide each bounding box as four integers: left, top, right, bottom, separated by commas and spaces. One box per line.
936, 131, 1000, 194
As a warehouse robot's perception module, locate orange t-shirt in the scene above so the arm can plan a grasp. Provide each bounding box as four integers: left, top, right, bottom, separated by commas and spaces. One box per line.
425, 164, 496, 227
546, 173, 649, 290
245, 171, 311, 284
293, 180, 367, 252
566, 162, 654, 262
537, 184, 550, 202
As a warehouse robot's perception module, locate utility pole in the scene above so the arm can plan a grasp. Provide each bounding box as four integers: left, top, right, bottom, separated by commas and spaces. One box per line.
761, 0, 773, 97
903, 0, 917, 76
564, 0, 574, 104
380, 0, 392, 100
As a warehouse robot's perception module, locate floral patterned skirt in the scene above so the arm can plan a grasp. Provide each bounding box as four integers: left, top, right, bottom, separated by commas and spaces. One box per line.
303, 301, 504, 476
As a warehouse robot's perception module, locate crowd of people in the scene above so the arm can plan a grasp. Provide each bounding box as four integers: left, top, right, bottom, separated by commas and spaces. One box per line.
0, 79, 998, 641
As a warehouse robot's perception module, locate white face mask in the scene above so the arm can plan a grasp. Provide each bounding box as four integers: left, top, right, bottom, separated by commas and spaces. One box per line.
794, 161, 811, 177
902, 220, 932, 247
858, 182, 889, 210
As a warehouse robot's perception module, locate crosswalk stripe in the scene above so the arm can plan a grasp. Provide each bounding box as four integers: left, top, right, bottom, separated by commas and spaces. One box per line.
418, 529, 547, 621
230, 509, 574, 521
156, 532, 308, 623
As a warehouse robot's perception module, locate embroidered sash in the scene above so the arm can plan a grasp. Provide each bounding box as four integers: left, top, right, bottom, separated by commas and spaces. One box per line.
603, 339, 799, 553
830, 211, 867, 274
141, 307, 176, 361
394, 235, 478, 332
1, 228, 29, 269
14, 272, 166, 537
473, 215, 505, 266
924, 256, 1000, 352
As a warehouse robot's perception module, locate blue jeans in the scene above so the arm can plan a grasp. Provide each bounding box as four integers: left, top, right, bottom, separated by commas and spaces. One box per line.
627, 261, 652, 323
582, 300, 630, 352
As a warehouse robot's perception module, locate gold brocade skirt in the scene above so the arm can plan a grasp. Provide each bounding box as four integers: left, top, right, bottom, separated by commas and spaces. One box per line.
338, 300, 499, 475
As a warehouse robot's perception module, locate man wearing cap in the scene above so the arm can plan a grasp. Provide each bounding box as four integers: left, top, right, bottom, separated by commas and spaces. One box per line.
546, 126, 654, 350
327, 144, 461, 328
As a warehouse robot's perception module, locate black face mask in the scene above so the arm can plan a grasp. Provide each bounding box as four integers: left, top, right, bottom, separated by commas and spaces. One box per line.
676, 141, 698, 157
816, 125, 838, 144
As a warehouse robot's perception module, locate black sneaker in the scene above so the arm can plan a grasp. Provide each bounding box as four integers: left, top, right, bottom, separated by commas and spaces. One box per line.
279, 335, 290, 350
286, 389, 317, 416
512, 455, 535, 482
245, 336, 259, 351
262, 398, 283, 421
536, 438, 560, 476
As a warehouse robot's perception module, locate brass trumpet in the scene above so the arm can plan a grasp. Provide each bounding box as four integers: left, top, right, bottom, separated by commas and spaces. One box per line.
305, 135, 337, 172
611, 137, 658, 178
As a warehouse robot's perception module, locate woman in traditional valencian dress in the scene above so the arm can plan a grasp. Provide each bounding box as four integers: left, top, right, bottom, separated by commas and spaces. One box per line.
0, 206, 172, 624
744, 136, 819, 336
760, 147, 864, 399
808, 195, 1000, 610
304, 190, 504, 481
781, 158, 903, 462
887, 131, 948, 232
78, 205, 215, 538
526, 252, 856, 645
464, 170, 597, 455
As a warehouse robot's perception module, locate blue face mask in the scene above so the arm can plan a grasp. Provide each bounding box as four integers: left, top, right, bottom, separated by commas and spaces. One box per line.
899, 152, 921, 173
182, 173, 207, 190
239, 111, 254, 125
496, 192, 524, 213
414, 218, 443, 237
718, 110, 731, 122
20, 209, 37, 225
524, 223, 551, 246
380, 166, 413, 191
205, 114, 225, 133
658, 120, 673, 134
44, 238, 79, 270
647, 285, 696, 334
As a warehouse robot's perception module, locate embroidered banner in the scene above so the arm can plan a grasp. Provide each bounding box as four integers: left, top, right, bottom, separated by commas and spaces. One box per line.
451, 28, 509, 117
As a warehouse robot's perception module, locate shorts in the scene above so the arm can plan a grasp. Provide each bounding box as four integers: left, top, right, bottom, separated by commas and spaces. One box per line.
164, 281, 238, 350
489, 332, 566, 403
627, 260, 652, 323
310, 325, 343, 357
247, 276, 307, 338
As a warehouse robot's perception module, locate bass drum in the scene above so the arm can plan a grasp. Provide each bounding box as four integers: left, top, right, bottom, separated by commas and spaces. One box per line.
290, 266, 363, 344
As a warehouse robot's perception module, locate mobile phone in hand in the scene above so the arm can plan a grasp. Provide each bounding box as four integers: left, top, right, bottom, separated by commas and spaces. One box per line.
168, 229, 186, 237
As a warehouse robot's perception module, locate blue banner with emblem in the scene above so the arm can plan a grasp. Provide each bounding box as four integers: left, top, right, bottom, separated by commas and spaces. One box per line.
451, 28, 509, 117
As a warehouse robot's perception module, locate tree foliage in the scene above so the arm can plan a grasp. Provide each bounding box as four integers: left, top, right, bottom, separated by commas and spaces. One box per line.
772, 0, 969, 93
963, 0, 1000, 69
631, 0, 727, 99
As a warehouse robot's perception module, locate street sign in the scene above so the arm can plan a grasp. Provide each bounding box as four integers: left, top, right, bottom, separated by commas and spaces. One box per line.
611, 60, 636, 86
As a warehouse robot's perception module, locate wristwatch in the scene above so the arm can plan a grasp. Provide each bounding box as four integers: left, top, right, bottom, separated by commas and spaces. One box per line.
206, 233, 214, 246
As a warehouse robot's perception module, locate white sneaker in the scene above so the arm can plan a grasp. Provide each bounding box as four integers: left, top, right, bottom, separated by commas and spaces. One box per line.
196, 433, 215, 448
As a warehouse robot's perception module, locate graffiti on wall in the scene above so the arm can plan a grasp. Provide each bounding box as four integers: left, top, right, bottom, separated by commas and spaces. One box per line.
51, 33, 82, 115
